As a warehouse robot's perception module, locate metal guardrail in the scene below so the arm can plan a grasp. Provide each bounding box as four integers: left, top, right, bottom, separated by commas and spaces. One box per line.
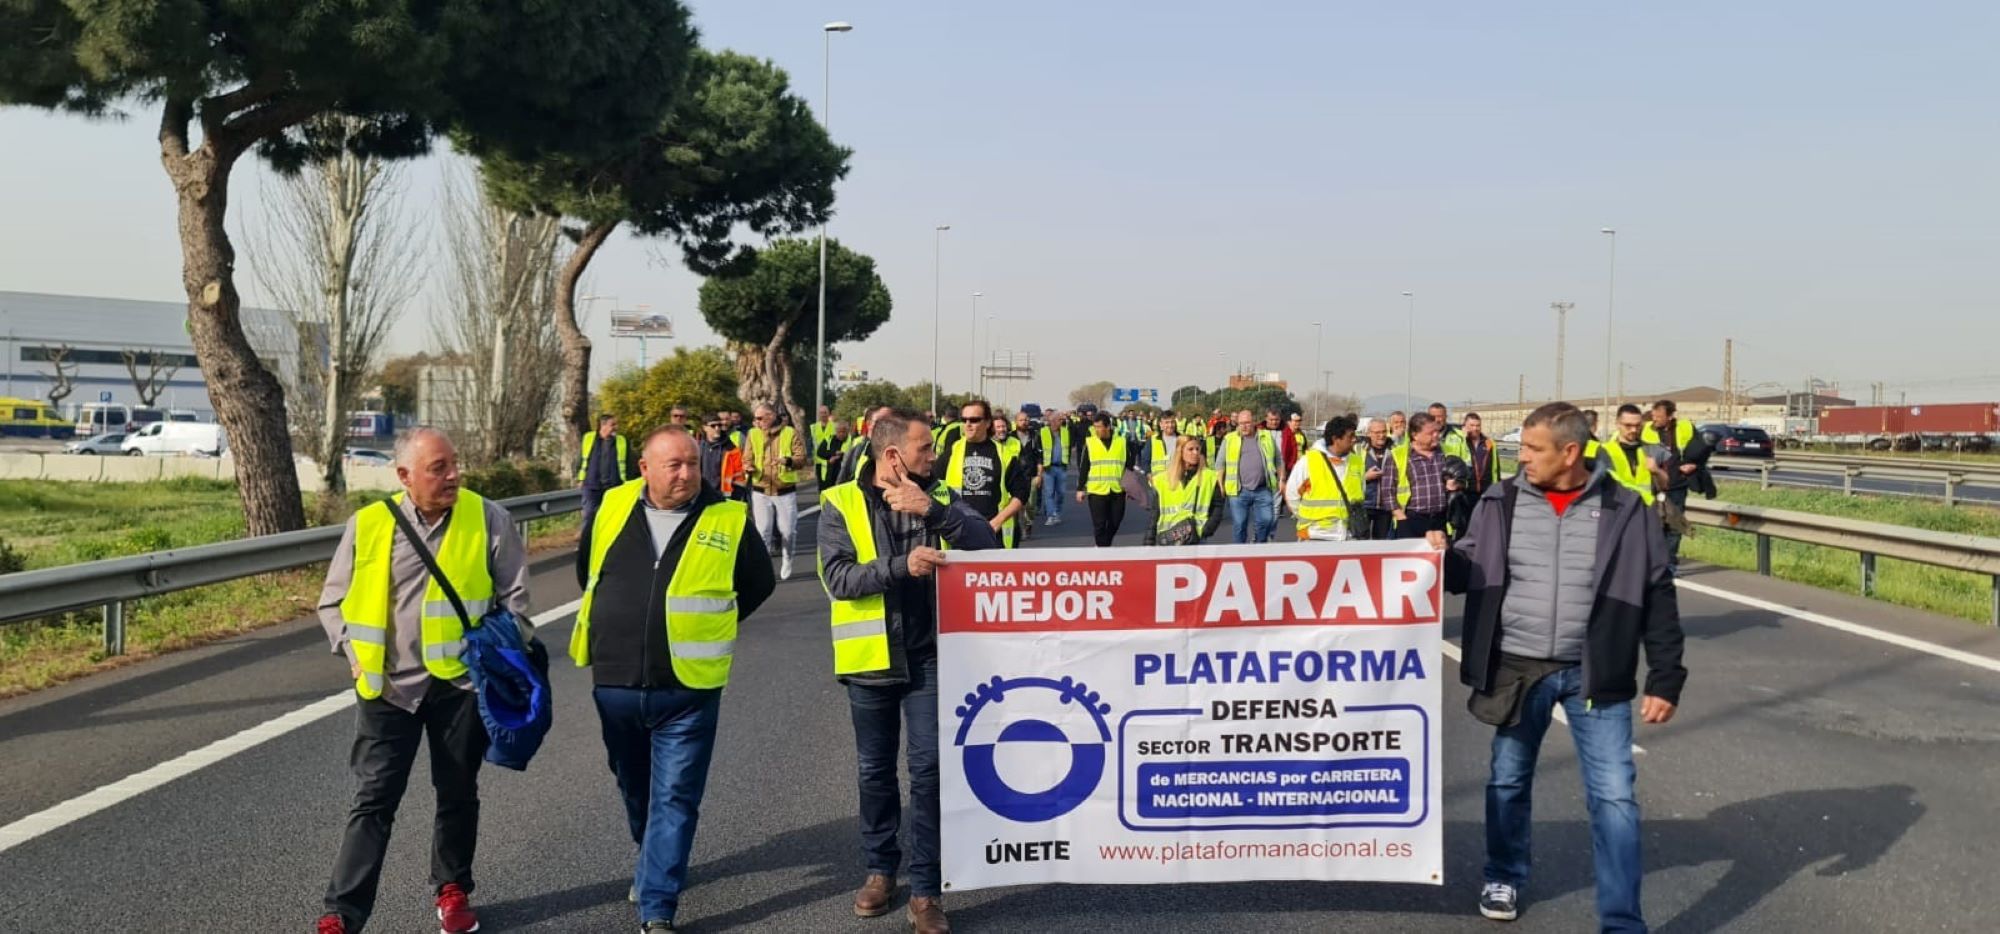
1494, 442, 2000, 505
1685, 499, 2000, 625
0, 489, 581, 654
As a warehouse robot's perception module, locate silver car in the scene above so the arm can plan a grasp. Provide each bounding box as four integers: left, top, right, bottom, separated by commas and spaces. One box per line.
64, 432, 128, 455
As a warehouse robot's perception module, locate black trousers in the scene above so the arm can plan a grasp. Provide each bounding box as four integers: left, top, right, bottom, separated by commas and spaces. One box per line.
1396, 510, 1448, 539
1365, 508, 1397, 541
325, 678, 488, 929
1087, 492, 1125, 547
1662, 487, 1689, 569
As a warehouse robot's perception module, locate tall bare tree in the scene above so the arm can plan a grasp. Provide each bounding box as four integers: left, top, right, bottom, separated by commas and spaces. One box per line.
119, 349, 182, 406
249, 117, 419, 505
436, 169, 566, 465
42, 344, 79, 409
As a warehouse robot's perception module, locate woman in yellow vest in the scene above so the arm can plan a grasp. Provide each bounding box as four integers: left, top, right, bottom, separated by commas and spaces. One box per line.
570, 426, 776, 932
1151, 435, 1223, 545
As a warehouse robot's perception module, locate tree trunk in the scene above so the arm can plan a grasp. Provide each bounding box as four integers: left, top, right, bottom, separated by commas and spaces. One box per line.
733, 317, 804, 429
554, 220, 617, 474
162, 117, 306, 536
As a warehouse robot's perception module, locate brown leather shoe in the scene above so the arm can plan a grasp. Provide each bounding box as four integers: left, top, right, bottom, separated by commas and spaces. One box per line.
908, 896, 951, 934
854, 874, 896, 918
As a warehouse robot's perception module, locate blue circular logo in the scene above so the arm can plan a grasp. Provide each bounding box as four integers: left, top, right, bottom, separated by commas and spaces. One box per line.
954, 675, 1113, 823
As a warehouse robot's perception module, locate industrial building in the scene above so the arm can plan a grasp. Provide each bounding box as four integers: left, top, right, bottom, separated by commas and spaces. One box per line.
0, 290, 298, 420
1459, 386, 1856, 437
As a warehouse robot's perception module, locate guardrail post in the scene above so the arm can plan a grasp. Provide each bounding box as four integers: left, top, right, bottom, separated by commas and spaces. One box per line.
1860, 552, 1877, 597
1842, 467, 1859, 497
1756, 534, 1772, 576
103, 600, 125, 656
1992, 575, 1999, 627
1759, 464, 1773, 490
516, 519, 530, 544
1945, 473, 1961, 508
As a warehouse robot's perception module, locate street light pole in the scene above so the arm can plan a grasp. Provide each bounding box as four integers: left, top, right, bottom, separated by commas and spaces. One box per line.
1310, 321, 1323, 429
969, 291, 982, 395
1401, 291, 1415, 412
1601, 227, 1617, 413
931, 224, 951, 415
814, 21, 852, 422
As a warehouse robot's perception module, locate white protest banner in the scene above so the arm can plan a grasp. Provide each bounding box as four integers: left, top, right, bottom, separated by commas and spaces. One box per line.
937, 541, 1443, 891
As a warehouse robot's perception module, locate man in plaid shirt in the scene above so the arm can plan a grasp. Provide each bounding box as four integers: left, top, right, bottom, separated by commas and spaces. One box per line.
1389, 412, 1454, 539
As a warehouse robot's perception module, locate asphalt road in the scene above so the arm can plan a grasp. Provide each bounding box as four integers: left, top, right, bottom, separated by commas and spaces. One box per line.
4, 497, 1999, 933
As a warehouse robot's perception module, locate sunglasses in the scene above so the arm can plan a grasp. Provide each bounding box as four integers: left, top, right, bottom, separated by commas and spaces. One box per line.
705, 421, 722, 428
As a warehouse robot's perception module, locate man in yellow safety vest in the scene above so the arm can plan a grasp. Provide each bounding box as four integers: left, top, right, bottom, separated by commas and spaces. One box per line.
570, 425, 775, 932
578, 413, 638, 531
744, 402, 808, 579
315, 427, 530, 934
817, 409, 999, 934
1285, 415, 1369, 540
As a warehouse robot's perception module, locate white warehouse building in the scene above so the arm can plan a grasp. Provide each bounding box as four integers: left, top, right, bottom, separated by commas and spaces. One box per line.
0, 290, 298, 420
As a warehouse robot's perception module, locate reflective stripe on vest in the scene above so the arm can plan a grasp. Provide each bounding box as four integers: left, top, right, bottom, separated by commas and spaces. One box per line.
746, 426, 799, 487
1153, 468, 1218, 535
337, 492, 493, 699
576, 433, 630, 482
1149, 435, 1183, 477
570, 479, 746, 688
1297, 450, 1366, 525
819, 483, 893, 676
1085, 435, 1127, 494
1220, 431, 1280, 496
1603, 442, 1657, 506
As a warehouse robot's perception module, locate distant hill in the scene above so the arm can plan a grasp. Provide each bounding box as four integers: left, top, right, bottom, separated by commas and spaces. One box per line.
1359, 393, 1428, 416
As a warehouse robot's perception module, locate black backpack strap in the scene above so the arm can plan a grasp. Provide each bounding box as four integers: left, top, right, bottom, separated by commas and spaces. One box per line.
386, 499, 477, 630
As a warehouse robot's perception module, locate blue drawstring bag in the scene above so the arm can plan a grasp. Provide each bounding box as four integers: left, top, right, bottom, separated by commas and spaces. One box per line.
388, 503, 554, 771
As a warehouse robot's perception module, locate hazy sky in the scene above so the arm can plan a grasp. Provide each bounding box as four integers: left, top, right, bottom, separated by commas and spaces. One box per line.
2, 1, 1995, 408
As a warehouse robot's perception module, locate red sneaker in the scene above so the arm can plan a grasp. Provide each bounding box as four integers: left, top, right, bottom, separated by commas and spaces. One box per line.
316, 915, 347, 934
436, 882, 480, 934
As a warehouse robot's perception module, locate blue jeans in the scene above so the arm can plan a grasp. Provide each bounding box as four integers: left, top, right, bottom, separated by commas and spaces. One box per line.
592, 685, 723, 925
1485, 666, 1645, 933
1229, 487, 1276, 543
846, 657, 942, 897
1041, 465, 1068, 519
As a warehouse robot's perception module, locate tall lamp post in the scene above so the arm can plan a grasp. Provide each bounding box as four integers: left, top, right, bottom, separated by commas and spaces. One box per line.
813, 20, 853, 422
969, 291, 983, 395
1310, 321, 1323, 429
1601, 226, 1617, 412
930, 224, 951, 414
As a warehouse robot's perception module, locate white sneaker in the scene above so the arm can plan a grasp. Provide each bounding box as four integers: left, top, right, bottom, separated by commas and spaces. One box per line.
779, 554, 793, 580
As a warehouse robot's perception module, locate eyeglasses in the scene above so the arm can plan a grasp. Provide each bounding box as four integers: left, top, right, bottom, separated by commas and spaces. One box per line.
704, 422, 722, 428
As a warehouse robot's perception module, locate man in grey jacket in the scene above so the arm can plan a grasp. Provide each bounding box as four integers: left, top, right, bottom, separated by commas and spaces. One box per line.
1432, 402, 1686, 933
818, 408, 1000, 934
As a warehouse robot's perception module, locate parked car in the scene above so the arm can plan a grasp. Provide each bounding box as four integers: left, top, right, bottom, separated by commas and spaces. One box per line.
122, 421, 226, 457
64, 432, 128, 455
1697, 423, 1776, 463
1500, 428, 1523, 444
345, 447, 393, 467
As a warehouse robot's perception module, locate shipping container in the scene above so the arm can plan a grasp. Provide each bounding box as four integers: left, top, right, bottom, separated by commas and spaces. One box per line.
1817, 404, 1999, 437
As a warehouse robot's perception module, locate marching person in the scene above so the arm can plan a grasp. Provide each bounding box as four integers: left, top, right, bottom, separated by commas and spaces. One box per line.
1035, 406, 1071, 527
1388, 412, 1452, 539
1462, 412, 1500, 494
316, 427, 531, 934
1143, 415, 1186, 545
1010, 409, 1044, 538
1387, 410, 1408, 447
818, 418, 854, 489
812, 404, 840, 488
1607, 404, 1668, 506
1284, 415, 1367, 541
819, 409, 1000, 934
570, 426, 775, 933
1151, 434, 1224, 545
934, 399, 1032, 548
578, 413, 638, 531
1219, 409, 1281, 544
1430, 402, 1470, 462
698, 413, 746, 501
837, 406, 895, 486
1643, 399, 1700, 571
744, 402, 808, 580
1361, 417, 1397, 540
1431, 402, 1685, 932
1077, 412, 1139, 547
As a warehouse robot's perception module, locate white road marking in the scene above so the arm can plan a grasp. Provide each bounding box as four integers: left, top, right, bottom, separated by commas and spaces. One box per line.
0, 598, 584, 856
1438, 639, 1647, 755
1676, 579, 2000, 676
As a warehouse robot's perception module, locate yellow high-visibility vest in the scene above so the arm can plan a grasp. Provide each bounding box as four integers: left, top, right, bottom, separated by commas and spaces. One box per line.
1296, 450, 1367, 526
570, 480, 746, 688
1220, 430, 1280, 496
1392, 444, 1447, 510
576, 433, 630, 482
1641, 419, 1694, 453
1152, 468, 1218, 536
1603, 441, 1657, 506
821, 483, 892, 675
1149, 434, 1184, 478
745, 426, 799, 487
1085, 435, 1127, 495
338, 493, 493, 699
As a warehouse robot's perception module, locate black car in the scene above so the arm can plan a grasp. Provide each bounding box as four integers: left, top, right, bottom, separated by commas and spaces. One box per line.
1696, 423, 1776, 462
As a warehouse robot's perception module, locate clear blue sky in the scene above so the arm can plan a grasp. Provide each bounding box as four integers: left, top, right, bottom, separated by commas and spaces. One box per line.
2, 1, 1995, 408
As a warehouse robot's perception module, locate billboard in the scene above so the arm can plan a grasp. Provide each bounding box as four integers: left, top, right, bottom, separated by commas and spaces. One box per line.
609, 312, 674, 338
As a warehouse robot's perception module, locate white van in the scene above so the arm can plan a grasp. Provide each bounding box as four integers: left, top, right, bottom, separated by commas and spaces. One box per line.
122, 421, 227, 457
74, 402, 132, 436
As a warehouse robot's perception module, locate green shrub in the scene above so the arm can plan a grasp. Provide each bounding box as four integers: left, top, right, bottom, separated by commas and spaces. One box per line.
0, 536, 23, 574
